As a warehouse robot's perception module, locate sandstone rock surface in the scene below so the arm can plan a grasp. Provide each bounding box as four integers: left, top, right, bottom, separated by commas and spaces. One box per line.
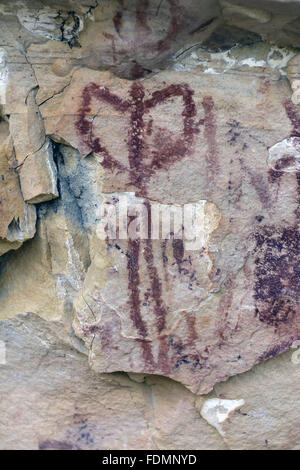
0, 0, 300, 450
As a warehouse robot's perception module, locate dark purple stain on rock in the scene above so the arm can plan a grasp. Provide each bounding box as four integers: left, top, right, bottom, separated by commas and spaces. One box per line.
127, 238, 146, 337
296, 172, 300, 219
284, 99, 300, 137
136, 0, 151, 34
169, 335, 208, 371
253, 226, 300, 328
127, 82, 151, 189
75, 82, 218, 371
258, 337, 298, 362
81, 323, 101, 336
76, 81, 203, 195
257, 77, 270, 94
145, 83, 201, 175
39, 439, 76, 450
113, 10, 123, 35
156, 0, 185, 52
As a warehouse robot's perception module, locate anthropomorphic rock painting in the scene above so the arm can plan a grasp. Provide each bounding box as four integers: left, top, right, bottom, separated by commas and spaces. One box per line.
38, 67, 300, 393
2, 0, 300, 451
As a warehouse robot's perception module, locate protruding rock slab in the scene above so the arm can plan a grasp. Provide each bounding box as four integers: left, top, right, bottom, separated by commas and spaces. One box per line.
8, 88, 58, 204
40, 67, 300, 393
0, 135, 36, 256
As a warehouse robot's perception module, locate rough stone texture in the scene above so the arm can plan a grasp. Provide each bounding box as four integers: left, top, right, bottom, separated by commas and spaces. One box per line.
287, 54, 300, 104
0, 313, 228, 450
0, 0, 300, 450
37, 65, 299, 394
0, 130, 36, 255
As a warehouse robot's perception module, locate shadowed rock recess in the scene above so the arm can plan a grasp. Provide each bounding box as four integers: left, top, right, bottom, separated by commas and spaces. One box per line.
0, 0, 300, 450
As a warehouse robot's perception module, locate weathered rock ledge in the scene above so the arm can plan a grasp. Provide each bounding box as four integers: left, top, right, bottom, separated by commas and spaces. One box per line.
0, 0, 300, 450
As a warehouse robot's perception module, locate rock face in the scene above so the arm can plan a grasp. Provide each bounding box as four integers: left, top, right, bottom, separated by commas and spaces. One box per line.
0, 0, 300, 450
0, 129, 36, 255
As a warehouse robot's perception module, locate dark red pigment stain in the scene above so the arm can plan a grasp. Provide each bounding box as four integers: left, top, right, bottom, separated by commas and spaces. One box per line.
101, 199, 206, 371
127, 82, 150, 189
127, 237, 155, 368
261, 103, 300, 334
274, 154, 296, 171
144, 240, 171, 373
76, 81, 129, 172
103, 0, 187, 78
248, 170, 271, 208
102, 32, 117, 64
82, 322, 119, 353
284, 100, 300, 218
172, 238, 184, 272
142, 200, 170, 373
258, 78, 270, 94
76, 81, 217, 373
127, 238, 147, 336
216, 290, 234, 343
161, 239, 169, 283
295, 172, 300, 219
268, 168, 283, 184
186, 313, 198, 345
226, 119, 241, 145
253, 226, 300, 328
268, 99, 300, 203
76, 81, 203, 195
284, 99, 300, 137
136, 0, 151, 34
